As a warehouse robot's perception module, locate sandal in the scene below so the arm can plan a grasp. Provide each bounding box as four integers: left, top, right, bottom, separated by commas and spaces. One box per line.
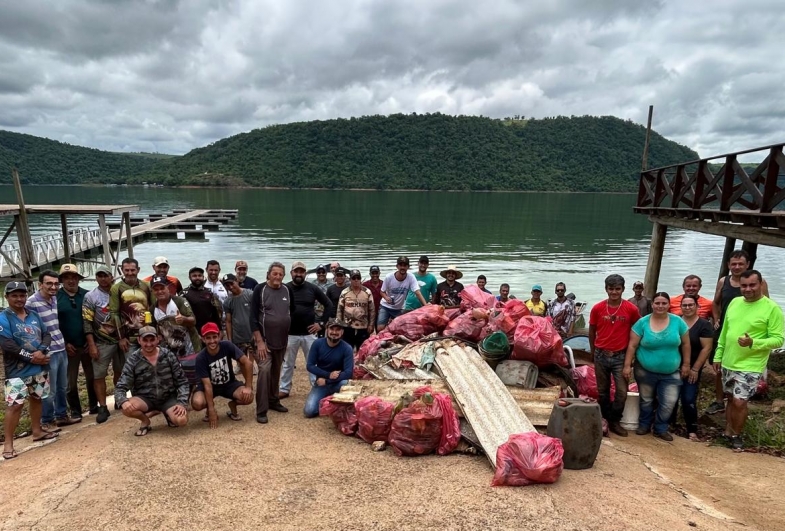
688, 433, 699, 442
226, 411, 242, 422
134, 425, 153, 437
32, 431, 59, 442
2, 450, 18, 460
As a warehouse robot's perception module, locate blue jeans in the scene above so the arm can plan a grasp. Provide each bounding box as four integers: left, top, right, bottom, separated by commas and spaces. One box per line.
280, 334, 317, 394
377, 306, 402, 327
594, 350, 628, 423
635, 364, 682, 435
303, 379, 348, 418
42, 350, 68, 424
671, 370, 702, 434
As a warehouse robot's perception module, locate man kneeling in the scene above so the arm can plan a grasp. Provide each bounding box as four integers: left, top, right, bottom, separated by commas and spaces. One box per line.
114, 326, 189, 436
304, 318, 354, 418
191, 323, 255, 428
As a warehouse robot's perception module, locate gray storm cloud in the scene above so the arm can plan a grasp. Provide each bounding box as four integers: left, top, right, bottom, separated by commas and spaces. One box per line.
0, 0, 781, 160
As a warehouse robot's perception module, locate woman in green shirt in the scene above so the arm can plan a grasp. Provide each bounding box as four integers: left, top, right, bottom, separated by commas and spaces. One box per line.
623, 292, 691, 441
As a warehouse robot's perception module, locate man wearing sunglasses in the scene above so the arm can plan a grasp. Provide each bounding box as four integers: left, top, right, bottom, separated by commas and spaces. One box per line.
547, 282, 576, 337
57, 264, 97, 421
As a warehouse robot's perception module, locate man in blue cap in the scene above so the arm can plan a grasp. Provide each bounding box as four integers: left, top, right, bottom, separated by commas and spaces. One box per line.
525, 284, 547, 316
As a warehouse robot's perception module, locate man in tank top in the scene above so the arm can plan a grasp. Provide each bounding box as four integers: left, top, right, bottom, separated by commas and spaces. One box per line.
706, 250, 769, 415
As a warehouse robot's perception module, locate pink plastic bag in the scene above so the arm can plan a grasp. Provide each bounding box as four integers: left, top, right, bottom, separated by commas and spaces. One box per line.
459, 285, 496, 311
318, 397, 358, 436
434, 393, 460, 455
355, 396, 395, 443
386, 305, 450, 340
356, 331, 394, 363
388, 399, 443, 456
486, 299, 530, 340
443, 311, 488, 342
512, 316, 567, 367
491, 432, 565, 487
571, 365, 599, 399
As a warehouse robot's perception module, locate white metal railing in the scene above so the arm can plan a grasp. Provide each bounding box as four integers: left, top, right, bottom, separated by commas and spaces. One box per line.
1, 227, 103, 275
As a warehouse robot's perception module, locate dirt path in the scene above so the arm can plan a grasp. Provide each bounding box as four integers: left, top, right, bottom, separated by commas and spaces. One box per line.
2, 371, 784, 531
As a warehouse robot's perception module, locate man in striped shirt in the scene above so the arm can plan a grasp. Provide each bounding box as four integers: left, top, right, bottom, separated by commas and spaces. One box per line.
26, 270, 81, 430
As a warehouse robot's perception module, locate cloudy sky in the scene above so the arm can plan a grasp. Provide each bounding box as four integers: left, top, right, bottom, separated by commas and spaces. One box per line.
0, 0, 782, 159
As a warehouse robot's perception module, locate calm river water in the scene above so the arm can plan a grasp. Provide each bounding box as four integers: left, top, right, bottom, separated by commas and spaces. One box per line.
9, 186, 785, 308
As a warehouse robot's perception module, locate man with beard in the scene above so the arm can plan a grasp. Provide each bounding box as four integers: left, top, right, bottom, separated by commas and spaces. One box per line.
404, 256, 437, 312
312, 264, 333, 327
362, 266, 383, 322
114, 327, 189, 436
378, 257, 426, 331
326, 268, 350, 318
303, 319, 354, 418
337, 270, 375, 350
222, 274, 256, 372
83, 265, 122, 423
547, 282, 576, 337
279, 261, 333, 399
183, 266, 223, 333
433, 265, 464, 308
149, 276, 201, 386
204, 260, 228, 304
235, 260, 258, 290
110, 257, 154, 358
250, 262, 295, 424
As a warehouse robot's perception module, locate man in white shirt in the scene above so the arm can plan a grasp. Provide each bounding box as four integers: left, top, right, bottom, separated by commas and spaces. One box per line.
378, 256, 427, 332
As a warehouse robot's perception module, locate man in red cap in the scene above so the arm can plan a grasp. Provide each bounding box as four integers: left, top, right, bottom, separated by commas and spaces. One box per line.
191, 323, 255, 428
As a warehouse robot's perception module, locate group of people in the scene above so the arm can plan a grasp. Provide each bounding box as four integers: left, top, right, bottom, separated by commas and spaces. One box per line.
592, 250, 783, 450
2, 248, 779, 458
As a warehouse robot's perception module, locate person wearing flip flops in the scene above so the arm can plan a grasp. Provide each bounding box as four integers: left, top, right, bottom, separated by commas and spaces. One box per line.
113, 326, 189, 436
190, 323, 255, 428
714, 270, 783, 451
1, 282, 60, 459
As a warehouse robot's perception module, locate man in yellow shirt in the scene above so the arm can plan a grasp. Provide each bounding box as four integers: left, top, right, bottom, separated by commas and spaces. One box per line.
525, 285, 547, 316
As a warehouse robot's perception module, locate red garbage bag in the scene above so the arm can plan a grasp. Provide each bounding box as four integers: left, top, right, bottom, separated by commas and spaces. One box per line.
319, 397, 358, 436
388, 387, 445, 456
443, 311, 488, 342
512, 316, 567, 367
386, 305, 450, 340
459, 285, 496, 311
356, 331, 393, 363
491, 432, 565, 487
571, 365, 599, 399
355, 396, 395, 443
486, 299, 530, 340
434, 393, 460, 455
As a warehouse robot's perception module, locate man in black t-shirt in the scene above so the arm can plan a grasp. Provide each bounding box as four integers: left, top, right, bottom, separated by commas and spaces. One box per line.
182, 266, 223, 334
434, 265, 465, 308
191, 323, 254, 428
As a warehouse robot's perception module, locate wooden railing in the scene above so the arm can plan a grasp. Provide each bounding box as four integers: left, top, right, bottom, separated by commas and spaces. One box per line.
636, 143, 785, 221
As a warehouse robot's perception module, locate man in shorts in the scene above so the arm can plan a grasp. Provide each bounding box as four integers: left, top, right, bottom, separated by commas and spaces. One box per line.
1, 282, 59, 459
714, 270, 783, 450
83, 265, 123, 423
378, 256, 427, 331
114, 326, 190, 436
191, 323, 255, 428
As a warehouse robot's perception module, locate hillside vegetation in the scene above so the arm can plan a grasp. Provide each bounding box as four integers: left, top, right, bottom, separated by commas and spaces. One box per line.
1, 114, 699, 191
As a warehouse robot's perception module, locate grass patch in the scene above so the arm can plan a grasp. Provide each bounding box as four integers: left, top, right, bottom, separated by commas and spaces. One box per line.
743, 411, 785, 451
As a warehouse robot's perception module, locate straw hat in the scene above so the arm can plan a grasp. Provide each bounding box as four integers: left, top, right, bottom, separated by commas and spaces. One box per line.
440, 265, 463, 280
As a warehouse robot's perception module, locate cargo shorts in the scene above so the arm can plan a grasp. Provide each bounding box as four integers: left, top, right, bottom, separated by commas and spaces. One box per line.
5, 372, 50, 406
92, 342, 123, 379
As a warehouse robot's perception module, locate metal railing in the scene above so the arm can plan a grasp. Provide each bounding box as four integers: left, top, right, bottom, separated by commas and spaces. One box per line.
1, 227, 103, 275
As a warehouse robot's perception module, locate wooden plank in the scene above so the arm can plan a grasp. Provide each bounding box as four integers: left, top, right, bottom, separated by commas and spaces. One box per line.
434, 340, 534, 467
643, 222, 667, 298
98, 214, 112, 267
649, 215, 785, 248
0, 204, 140, 215
60, 214, 70, 262
123, 212, 134, 259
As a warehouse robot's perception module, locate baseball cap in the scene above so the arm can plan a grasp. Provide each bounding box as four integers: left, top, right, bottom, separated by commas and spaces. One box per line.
235, 260, 248, 269
150, 275, 168, 287
4, 281, 27, 295
153, 256, 169, 266
334, 267, 347, 276
397, 256, 410, 266
139, 326, 158, 338
326, 318, 346, 329
95, 265, 113, 276
316, 264, 327, 272
189, 266, 204, 275
349, 269, 362, 279
419, 255, 429, 263
221, 273, 237, 283
531, 284, 543, 292
59, 263, 85, 280
200, 322, 221, 336
291, 261, 307, 271
370, 265, 380, 273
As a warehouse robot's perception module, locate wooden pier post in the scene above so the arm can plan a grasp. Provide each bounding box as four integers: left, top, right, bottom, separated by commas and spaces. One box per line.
123, 212, 134, 258
98, 214, 112, 267
643, 222, 667, 299
742, 241, 758, 269
60, 214, 71, 263
12, 169, 34, 279
718, 237, 737, 278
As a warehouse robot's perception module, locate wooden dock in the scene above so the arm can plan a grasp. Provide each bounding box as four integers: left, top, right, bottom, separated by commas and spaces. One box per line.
0, 205, 237, 280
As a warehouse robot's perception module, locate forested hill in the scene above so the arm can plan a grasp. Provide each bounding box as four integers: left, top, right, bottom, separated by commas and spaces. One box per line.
0, 130, 165, 184
1, 114, 699, 191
